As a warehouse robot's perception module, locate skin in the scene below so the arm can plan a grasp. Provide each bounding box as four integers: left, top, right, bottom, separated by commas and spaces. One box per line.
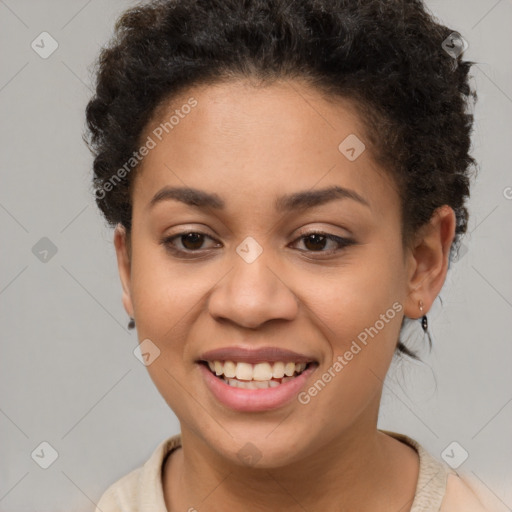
113, 79, 456, 511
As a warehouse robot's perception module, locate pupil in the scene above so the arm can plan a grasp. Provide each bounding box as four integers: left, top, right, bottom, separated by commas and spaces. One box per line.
183, 233, 203, 250
304, 234, 326, 251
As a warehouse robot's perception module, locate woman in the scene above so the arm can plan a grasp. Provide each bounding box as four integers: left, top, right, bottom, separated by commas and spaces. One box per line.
85, 0, 490, 510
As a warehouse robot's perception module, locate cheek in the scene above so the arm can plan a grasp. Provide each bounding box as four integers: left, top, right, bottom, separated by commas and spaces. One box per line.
303, 249, 404, 349
306, 251, 405, 412
127, 243, 205, 413
295, 256, 405, 432
129, 239, 207, 333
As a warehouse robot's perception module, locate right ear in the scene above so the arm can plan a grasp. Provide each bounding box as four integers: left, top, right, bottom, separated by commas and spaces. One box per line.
113, 224, 134, 318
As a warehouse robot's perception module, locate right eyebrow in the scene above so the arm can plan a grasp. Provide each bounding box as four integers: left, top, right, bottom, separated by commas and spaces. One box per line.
148, 186, 224, 211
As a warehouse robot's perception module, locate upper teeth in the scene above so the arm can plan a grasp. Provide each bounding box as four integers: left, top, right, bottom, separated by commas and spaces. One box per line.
206, 361, 307, 381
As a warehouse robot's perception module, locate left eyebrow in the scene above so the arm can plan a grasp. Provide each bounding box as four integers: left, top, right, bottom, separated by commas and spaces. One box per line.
147, 185, 370, 212
275, 185, 370, 212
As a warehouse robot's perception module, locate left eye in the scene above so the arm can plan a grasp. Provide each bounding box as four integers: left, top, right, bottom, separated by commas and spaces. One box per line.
292, 232, 355, 253
161, 231, 355, 257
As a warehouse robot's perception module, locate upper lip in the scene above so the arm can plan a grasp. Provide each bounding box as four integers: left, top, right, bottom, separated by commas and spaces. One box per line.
198, 346, 317, 364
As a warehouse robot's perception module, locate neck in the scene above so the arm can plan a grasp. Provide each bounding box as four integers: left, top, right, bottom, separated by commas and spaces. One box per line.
163, 415, 419, 511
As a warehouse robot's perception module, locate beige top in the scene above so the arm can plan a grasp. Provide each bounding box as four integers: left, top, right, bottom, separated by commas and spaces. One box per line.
94, 430, 494, 511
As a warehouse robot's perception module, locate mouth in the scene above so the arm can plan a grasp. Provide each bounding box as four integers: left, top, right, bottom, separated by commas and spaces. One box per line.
198, 360, 318, 389
196, 346, 319, 411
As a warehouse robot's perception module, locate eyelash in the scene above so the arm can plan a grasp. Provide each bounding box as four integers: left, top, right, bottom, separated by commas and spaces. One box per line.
161, 230, 356, 258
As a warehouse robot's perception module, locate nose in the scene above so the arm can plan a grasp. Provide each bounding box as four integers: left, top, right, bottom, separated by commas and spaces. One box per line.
207, 250, 299, 329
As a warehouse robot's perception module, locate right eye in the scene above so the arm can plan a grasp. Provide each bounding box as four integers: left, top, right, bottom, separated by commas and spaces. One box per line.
161, 231, 221, 257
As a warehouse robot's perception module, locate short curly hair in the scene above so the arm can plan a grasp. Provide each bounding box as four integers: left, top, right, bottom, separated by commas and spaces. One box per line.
84, 0, 477, 359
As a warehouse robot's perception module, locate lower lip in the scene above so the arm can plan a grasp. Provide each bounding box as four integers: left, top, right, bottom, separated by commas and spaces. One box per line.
198, 363, 318, 412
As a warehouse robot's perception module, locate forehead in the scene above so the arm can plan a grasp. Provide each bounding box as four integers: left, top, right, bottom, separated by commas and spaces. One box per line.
132, 79, 398, 220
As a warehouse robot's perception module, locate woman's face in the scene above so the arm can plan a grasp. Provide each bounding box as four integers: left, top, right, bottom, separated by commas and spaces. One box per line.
114, 79, 437, 467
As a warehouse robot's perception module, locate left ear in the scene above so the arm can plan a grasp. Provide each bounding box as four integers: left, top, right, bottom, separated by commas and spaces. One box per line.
403, 205, 456, 319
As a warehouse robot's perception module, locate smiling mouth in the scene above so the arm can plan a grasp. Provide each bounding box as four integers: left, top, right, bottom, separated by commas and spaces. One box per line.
199, 360, 317, 389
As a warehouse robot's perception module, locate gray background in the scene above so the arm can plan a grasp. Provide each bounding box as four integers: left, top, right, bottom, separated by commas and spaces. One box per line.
0, 0, 511, 510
